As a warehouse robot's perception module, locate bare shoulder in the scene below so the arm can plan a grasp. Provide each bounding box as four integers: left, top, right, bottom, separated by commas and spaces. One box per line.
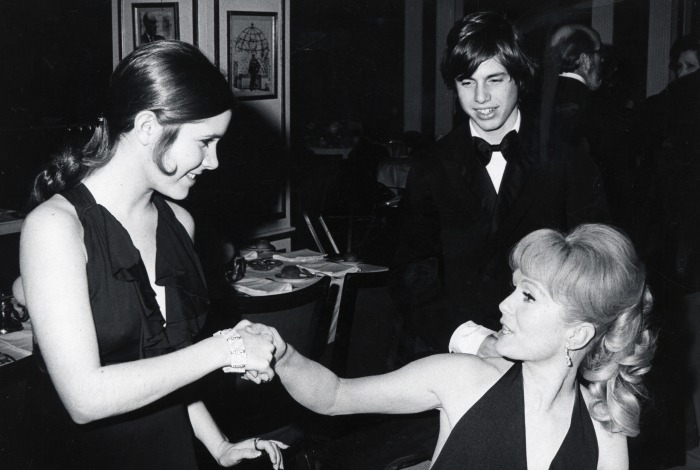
409, 354, 511, 396
165, 200, 195, 239
580, 385, 629, 470
22, 196, 82, 242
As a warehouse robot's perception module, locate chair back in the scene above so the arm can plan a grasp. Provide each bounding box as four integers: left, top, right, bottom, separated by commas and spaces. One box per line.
205, 277, 334, 440
229, 276, 333, 359
331, 269, 400, 378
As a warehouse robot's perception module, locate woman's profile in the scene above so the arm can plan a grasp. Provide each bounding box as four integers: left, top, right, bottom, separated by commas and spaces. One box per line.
20, 40, 285, 469
262, 223, 656, 469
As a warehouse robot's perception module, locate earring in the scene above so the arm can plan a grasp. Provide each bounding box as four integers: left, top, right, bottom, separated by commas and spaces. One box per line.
565, 345, 573, 368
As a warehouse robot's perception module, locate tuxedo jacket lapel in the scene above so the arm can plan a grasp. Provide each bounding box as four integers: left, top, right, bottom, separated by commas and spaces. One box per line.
440, 125, 497, 222
490, 120, 546, 241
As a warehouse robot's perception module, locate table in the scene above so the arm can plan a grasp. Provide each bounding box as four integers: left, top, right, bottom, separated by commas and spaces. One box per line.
233, 249, 387, 342
377, 157, 412, 195
0, 318, 32, 363
307, 146, 354, 160
0, 318, 33, 392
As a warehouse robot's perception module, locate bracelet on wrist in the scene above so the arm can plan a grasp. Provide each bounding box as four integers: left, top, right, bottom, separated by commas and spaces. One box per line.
213, 328, 247, 373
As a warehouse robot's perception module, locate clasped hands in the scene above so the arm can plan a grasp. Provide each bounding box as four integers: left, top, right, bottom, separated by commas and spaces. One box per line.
233, 320, 286, 384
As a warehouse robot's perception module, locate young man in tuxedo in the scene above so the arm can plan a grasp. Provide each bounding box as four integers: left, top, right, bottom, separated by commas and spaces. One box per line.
391, 11, 609, 352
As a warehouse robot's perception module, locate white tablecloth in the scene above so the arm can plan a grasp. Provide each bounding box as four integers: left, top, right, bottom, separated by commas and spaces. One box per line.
234, 250, 387, 342
0, 318, 33, 363
307, 146, 354, 160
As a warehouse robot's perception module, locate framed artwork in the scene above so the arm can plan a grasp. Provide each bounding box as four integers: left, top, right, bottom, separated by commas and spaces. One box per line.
227, 12, 277, 100
112, 0, 194, 65
132, 3, 180, 47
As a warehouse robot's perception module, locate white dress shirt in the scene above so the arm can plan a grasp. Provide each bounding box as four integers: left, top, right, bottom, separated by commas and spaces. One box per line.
469, 110, 521, 193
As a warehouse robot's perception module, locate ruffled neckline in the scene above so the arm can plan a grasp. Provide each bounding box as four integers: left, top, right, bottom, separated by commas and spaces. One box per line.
72, 184, 209, 358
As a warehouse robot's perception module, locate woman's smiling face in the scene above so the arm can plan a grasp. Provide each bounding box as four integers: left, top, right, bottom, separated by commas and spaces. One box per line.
495, 269, 569, 363
153, 110, 232, 200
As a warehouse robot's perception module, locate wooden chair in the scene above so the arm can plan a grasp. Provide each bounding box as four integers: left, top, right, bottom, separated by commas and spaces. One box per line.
294, 270, 436, 470
202, 277, 334, 450
330, 269, 401, 377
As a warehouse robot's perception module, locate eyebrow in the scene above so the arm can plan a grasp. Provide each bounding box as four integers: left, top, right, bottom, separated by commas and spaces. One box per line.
519, 278, 546, 297
462, 72, 509, 81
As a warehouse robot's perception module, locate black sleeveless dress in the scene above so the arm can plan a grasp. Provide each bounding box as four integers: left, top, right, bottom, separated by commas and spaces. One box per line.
28, 184, 210, 469
430, 362, 599, 470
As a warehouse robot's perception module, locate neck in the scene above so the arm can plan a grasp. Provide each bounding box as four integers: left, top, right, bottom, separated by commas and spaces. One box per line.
521, 360, 579, 412
82, 143, 155, 220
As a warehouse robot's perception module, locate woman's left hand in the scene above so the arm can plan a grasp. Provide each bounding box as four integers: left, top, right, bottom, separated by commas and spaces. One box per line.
215, 437, 289, 469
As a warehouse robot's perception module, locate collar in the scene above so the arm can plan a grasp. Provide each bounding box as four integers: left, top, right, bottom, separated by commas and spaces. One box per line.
559, 72, 587, 85
469, 109, 521, 144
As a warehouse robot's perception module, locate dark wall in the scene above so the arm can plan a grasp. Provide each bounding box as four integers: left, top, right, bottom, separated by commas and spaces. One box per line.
289, 0, 405, 142
0, 0, 113, 211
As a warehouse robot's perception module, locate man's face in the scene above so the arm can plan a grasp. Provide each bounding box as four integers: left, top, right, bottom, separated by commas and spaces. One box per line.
676, 50, 700, 79
455, 58, 519, 143
582, 49, 603, 90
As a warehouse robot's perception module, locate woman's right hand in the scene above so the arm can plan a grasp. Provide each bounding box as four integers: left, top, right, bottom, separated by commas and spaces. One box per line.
233, 320, 276, 383
243, 322, 287, 363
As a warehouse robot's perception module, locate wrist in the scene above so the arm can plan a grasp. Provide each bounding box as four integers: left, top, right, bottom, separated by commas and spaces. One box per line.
276, 342, 293, 368
214, 437, 230, 466
213, 329, 247, 373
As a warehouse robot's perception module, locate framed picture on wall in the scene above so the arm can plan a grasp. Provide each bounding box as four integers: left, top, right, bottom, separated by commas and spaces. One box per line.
132, 3, 180, 47
227, 11, 277, 100
112, 0, 194, 64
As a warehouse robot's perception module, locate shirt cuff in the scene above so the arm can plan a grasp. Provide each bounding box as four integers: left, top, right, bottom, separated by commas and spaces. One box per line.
448, 321, 496, 355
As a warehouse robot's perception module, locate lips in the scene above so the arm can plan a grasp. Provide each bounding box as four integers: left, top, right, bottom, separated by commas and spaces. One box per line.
499, 323, 512, 336
474, 108, 497, 119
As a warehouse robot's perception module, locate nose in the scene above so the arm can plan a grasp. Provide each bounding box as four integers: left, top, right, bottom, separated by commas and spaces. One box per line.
474, 82, 490, 103
202, 148, 219, 170
498, 290, 516, 317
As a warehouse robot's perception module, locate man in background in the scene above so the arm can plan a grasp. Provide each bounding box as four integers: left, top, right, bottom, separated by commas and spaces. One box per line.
541, 24, 603, 147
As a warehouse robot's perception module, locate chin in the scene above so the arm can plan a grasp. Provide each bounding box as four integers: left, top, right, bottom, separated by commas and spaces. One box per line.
160, 185, 191, 201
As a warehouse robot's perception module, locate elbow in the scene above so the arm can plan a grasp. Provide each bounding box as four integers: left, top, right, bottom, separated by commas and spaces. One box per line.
65, 401, 103, 424
70, 413, 93, 425
62, 393, 112, 424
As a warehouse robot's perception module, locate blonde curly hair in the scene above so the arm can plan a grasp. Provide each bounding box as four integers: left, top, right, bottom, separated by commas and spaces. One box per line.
510, 223, 657, 437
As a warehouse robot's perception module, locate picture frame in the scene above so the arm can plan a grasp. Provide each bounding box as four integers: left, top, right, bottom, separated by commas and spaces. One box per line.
112, 0, 194, 65
227, 11, 277, 100
132, 3, 180, 47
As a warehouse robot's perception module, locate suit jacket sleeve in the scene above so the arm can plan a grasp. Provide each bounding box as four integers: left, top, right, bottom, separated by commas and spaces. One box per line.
564, 138, 611, 227
393, 153, 442, 269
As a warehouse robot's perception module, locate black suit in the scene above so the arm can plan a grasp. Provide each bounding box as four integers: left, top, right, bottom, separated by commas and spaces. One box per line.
392, 113, 609, 350
551, 76, 593, 144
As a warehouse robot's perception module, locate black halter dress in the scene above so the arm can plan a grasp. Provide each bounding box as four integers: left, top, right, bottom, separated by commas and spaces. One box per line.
28, 183, 210, 469
430, 362, 599, 470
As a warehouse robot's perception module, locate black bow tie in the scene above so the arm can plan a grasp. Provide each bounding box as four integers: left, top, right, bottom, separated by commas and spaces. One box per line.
473, 130, 518, 166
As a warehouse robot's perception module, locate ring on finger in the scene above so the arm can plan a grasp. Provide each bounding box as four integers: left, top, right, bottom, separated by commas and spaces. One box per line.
254, 438, 260, 450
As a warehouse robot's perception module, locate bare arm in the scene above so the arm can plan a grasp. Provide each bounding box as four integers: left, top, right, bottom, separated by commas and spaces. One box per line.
266, 319, 502, 418
188, 401, 287, 469
20, 200, 273, 424
590, 407, 629, 470
275, 342, 448, 415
